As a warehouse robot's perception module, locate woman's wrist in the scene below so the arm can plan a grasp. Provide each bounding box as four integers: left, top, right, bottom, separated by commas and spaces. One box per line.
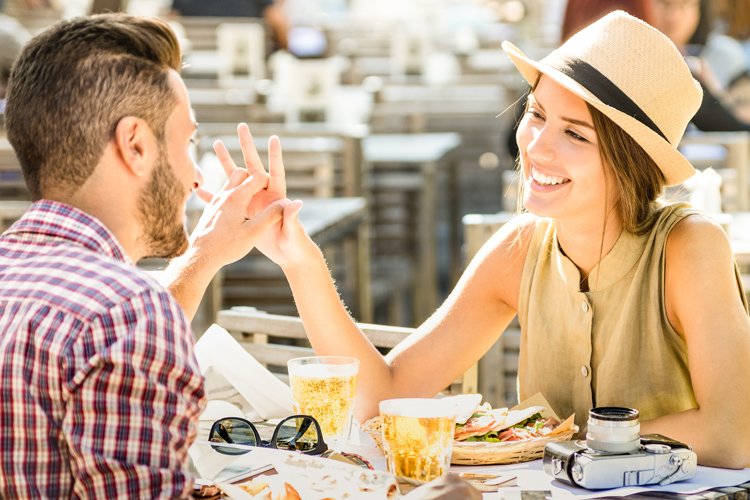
280, 238, 325, 277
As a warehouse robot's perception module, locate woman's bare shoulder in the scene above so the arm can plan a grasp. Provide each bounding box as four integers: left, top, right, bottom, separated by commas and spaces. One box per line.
483, 212, 540, 256
666, 212, 731, 260
465, 212, 540, 310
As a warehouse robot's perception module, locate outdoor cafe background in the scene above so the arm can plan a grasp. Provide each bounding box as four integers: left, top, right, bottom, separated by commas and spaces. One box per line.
0, 0, 749, 411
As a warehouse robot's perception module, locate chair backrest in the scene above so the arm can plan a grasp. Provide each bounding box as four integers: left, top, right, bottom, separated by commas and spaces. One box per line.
217, 22, 267, 82
214, 306, 476, 395
268, 53, 344, 123
462, 211, 519, 408
196, 122, 368, 198
178, 16, 262, 52
197, 135, 337, 199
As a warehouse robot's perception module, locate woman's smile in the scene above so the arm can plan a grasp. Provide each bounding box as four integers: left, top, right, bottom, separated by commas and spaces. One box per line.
529, 166, 571, 192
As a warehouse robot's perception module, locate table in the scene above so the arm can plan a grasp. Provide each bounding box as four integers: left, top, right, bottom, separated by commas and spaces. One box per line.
363, 132, 462, 322
343, 431, 750, 499
201, 428, 750, 499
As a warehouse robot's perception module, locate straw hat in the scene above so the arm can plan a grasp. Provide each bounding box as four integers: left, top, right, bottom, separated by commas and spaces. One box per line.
502, 11, 702, 186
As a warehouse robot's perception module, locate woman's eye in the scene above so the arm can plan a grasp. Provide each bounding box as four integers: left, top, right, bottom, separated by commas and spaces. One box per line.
566, 130, 588, 142
527, 109, 544, 120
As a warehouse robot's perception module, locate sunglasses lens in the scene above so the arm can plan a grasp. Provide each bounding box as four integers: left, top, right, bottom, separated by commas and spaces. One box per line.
209, 418, 258, 455
274, 416, 322, 453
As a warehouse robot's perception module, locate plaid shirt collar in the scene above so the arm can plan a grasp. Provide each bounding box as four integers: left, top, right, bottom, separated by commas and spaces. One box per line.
5, 199, 131, 264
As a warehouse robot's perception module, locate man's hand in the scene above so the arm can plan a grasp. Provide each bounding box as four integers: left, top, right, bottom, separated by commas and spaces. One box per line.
198, 123, 318, 270
163, 124, 291, 320
189, 123, 288, 268
205, 123, 286, 220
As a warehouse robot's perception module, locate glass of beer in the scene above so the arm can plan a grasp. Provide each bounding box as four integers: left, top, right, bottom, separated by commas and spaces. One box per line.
287, 356, 359, 447
379, 398, 456, 483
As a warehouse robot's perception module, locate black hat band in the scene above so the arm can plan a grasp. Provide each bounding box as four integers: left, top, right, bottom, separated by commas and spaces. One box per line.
545, 54, 669, 143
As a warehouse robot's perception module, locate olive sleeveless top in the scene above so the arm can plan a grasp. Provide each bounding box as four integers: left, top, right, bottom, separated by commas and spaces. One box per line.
517, 203, 748, 432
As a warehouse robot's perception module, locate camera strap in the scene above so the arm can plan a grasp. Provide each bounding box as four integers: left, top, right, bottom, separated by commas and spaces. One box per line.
656, 454, 685, 486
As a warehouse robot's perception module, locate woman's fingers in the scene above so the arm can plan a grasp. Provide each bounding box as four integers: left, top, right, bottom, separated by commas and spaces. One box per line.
283, 198, 303, 221
242, 199, 286, 237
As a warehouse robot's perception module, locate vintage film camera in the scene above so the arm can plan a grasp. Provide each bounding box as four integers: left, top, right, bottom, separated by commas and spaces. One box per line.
543, 407, 697, 489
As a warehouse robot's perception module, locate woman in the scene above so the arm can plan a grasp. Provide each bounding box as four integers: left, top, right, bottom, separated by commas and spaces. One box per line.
239, 11, 750, 468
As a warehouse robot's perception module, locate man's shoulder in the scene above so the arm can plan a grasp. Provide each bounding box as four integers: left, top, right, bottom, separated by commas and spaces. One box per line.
0, 243, 170, 319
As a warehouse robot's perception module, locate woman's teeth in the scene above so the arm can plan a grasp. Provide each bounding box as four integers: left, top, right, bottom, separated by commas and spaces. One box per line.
532, 168, 567, 186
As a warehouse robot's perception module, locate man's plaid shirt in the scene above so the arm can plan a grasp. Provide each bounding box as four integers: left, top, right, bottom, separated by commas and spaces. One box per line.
0, 200, 206, 498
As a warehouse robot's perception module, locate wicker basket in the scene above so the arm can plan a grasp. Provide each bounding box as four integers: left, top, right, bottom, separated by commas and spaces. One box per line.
362, 417, 578, 466
450, 427, 578, 465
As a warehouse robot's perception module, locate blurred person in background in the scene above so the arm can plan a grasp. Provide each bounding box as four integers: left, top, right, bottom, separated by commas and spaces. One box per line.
649, 0, 750, 130
560, 0, 653, 41
170, 0, 289, 49
90, 0, 129, 14
710, 0, 750, 121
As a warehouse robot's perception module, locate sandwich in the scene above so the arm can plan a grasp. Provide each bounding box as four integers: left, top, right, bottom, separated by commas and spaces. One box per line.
454, 404, 561, 442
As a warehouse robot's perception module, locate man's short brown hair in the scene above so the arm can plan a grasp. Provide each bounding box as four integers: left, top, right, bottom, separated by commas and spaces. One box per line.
5, 14, 182, 199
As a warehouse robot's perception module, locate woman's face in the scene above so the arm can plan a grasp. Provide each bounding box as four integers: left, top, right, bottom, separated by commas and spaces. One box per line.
650, 0, 701, 48
516, 76, 613, 222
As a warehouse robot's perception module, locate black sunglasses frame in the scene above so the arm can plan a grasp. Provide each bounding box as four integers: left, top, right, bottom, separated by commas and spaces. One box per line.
208, 415, 328, 456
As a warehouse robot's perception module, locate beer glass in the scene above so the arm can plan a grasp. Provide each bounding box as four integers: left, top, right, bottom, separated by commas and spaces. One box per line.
287, 356, 359, 447
379, 398, 456, 482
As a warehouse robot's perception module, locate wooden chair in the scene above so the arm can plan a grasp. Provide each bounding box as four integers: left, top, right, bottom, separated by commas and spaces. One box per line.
214, 306, 477, 395
198, 135, 336, 199
195, 123, 368, 198
216, 22, 267, 83
268, 53, 344, 123
462, 211, 519, 409
175, 17, 269, 82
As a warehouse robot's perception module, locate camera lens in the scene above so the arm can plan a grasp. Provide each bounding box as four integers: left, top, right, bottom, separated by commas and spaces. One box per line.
586, 407, 640, 453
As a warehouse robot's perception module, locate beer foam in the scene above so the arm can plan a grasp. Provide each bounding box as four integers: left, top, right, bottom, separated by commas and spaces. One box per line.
288, 363, 358, 378
379, 398, 457, 419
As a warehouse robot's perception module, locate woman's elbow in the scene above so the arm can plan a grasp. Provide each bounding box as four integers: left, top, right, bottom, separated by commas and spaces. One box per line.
698, 427, 750, 469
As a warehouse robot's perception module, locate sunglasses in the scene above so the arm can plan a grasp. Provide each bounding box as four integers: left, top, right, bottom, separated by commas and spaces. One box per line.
208, 415, 328, 456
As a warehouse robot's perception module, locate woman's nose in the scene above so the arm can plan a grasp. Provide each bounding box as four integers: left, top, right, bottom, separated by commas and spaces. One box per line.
525, 127, 555, 163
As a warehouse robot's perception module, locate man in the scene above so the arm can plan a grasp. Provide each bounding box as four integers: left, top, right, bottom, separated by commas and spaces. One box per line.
0, 14, 289, 497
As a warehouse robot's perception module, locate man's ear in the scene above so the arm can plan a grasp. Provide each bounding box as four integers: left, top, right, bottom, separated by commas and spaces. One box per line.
113, 116, 155, 177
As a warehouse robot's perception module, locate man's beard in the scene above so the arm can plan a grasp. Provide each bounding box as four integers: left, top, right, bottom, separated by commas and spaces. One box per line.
136, 148, 189, 259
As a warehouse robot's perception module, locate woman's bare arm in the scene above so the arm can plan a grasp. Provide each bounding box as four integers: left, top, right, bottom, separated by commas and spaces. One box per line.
276, 211, 536, 420
641, 215, 750, 468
